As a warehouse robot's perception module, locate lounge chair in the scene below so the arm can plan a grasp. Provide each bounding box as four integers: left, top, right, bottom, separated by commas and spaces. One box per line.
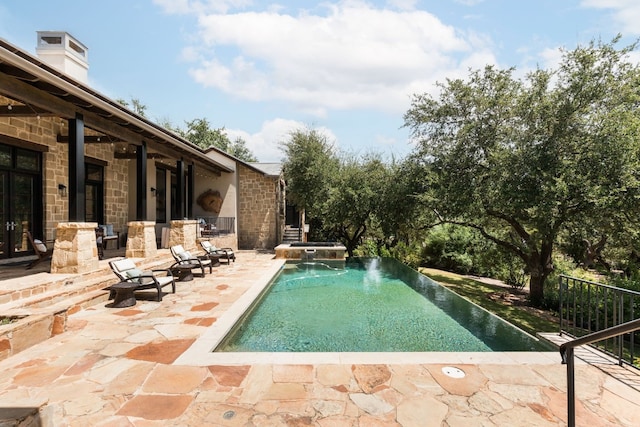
201, 240, 236, 264
26, 231, 53, 269
109, 258, 175, 302
170, 244, 212, 277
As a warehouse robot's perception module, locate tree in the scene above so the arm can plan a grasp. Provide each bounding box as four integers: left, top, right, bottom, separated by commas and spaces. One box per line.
321, 153, 388, 256
228, 136, 257, 162
115, 101, 258, 162
177, 118, 257, 162
404, 37, 640, 305
281, 128, 339, 220
177, 118, 230, 150
115, 98, 147, 117
377, 157, 428, 249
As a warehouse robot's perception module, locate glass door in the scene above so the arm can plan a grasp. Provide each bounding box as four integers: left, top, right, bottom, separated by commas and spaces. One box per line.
0, 172, 5, 258
0, 172, 36, 258
11, 173, 36, 257
0, 144, 41, 259
85, 163, 104, 224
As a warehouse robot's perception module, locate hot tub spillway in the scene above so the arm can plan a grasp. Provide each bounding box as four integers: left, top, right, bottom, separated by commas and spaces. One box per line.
274, 242, 347, 260
302, 248, 316, 261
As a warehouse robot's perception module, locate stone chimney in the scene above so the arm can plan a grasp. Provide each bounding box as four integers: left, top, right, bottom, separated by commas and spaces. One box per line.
35, 31, 89, 84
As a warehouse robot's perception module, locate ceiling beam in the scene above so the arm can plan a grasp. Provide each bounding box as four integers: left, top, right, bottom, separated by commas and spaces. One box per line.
0, 72, 147, 145
0, 105, 55, 116
56, 134, 124, 143
114, 152, 167, 159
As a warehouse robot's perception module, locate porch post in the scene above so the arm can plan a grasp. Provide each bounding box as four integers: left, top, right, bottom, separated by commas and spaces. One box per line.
175, 159, 185, 219
51, 222, 99, 273
125, 221, 157, 258
187, 163, 195, 219
136, 141, 147, 220
168, 219, 197, 251
68, 113, 85, 221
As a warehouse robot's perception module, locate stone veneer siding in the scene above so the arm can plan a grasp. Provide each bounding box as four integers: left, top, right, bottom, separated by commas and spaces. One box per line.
237, 164, 278, 249
0, 96, 129, 242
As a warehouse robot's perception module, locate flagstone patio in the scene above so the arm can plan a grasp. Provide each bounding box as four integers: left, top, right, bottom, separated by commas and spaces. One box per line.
0, 251, 639, 426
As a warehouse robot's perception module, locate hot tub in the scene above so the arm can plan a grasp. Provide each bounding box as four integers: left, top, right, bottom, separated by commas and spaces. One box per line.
274, 242, 347, 260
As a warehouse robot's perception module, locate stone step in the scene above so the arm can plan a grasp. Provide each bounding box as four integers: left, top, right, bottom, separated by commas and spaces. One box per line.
0, 272, 76, 306
1, 274, 114, 314
0, 252, 178, 361
0, 253, 174, 311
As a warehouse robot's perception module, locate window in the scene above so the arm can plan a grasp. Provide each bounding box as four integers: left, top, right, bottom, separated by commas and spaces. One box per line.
16, 149, 40, 171
85, 163, 104, 224
155, 168, 166, 223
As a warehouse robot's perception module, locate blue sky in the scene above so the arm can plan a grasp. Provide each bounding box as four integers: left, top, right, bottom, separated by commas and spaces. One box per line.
0, 0, 638, 162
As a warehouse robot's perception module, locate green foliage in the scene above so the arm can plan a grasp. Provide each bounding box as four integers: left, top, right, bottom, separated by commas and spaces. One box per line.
228, 137, 257, 162
353, 239, 379, 257
176, 118, 228, 148
389, 241, 423, 269
116, 97, 147, 117
420, 224, 512, 277
321, 153, 389, 256
404, 37, 640, 306
281, 128, 339, 216
171, 118, 257, 162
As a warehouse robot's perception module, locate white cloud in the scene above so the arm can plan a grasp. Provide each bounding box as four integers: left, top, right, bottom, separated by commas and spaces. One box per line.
226, 118, 337, 162
580, 0, 640, 35
178, 1, 495, 117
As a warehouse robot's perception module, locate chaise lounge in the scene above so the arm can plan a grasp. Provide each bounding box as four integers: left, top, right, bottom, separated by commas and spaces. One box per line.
200, 240, 236, 264
109, 258, 175, 302
170, 244, 213, 277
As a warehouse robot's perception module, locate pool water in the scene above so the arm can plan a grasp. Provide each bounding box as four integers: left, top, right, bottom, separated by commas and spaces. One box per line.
216, 258, 552, 352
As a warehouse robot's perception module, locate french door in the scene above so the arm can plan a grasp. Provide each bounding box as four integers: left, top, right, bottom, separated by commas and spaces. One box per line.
0, 144, 41, 260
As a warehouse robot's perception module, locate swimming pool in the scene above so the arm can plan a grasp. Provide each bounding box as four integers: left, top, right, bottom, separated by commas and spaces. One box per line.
215, 258, 552, 352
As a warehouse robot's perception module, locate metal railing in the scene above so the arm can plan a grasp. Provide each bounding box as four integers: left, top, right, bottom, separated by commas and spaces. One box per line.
560, 318, 640, 427
558, 274, 640, 366
196, 217, 235, 236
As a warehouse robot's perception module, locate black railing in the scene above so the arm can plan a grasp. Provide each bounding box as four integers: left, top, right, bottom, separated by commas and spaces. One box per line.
560, 318, 640, 427
197, 217, 235, 236
558, 274, 640, 366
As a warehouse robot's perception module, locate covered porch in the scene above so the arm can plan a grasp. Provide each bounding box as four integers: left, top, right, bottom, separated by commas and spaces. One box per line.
0, 35, 238, 276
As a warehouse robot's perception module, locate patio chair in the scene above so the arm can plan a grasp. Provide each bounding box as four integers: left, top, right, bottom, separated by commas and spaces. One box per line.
98, 224, 120, 249
201, 240, 236, 264
109, 258, 175, 302
95, 227, 104, 260
169, 244, 212, 277
25, 231, 53, 269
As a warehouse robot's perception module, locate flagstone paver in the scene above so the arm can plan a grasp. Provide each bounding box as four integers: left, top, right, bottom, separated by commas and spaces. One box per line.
0, 251, 639, 426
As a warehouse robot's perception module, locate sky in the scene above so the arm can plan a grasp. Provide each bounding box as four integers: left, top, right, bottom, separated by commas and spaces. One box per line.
0, 0, 639, 163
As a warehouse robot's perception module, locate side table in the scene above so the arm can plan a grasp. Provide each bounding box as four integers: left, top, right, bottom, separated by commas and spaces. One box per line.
172, 263, 197, 281
109, 282, 138, 308
208, 253, 221, 267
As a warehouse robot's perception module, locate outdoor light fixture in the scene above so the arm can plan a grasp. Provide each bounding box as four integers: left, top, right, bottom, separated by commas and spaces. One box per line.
58, 183, 67, 197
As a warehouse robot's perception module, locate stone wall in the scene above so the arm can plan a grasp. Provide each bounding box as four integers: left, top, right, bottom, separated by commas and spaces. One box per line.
0, 96, 129, 242
237, 164, 278, 249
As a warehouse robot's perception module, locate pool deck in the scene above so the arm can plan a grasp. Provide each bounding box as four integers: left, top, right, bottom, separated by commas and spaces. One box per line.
1, 251, 639, 425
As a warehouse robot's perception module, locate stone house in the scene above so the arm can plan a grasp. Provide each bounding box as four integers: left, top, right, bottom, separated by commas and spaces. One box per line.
0, 32, 284, 273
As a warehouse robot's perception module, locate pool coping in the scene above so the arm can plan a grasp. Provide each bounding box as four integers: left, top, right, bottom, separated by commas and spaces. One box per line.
174, 259, 561, 366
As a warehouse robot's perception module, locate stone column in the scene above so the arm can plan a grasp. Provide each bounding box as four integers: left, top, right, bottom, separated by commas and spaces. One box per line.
168, 219, 197, 250
125, 221, 157, 258
51, 222, 99, 274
